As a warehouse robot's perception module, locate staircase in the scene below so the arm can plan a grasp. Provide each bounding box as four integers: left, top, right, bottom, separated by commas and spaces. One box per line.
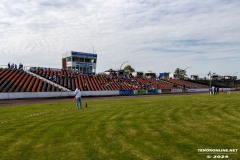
26, 70, 71, 91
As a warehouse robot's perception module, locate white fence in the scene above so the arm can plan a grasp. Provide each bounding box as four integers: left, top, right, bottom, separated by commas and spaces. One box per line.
187, 88, 233, 93
0, 88, 233, 100
187, 88, 209, 92
0, 91, 119, 100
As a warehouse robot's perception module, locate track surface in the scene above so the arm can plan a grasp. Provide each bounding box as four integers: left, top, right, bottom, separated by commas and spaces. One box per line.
0, 93, 206, 107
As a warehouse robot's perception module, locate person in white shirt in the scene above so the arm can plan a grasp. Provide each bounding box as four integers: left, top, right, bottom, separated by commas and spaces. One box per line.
212, 86, 215, 95
74, 88, 82, 109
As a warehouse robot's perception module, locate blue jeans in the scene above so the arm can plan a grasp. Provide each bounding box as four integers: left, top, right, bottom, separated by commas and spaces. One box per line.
76, 97, 82, 109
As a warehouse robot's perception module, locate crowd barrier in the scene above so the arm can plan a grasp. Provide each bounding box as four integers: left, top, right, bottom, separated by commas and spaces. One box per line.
0, 91, 119, 100
0, 88, 233, 100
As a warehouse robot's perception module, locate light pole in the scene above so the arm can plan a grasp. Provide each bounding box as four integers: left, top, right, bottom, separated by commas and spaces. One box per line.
232, 72, 238, 88
120, 61, 129, 71
119, 61, 128, 91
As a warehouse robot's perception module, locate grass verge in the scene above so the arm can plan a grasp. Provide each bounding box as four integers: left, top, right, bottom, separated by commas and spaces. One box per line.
0, 93, 239, 160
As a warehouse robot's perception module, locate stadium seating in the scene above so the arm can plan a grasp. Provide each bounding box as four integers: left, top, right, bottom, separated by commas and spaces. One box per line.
166, 79, 208, 89
0, 68, 62, 92
30, 68, 133, 91
27, 68, 184, 91
0, 67, 210, 93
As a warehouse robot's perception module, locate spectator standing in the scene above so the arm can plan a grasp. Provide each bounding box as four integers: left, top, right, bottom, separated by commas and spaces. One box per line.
212, 86, 215, 95
11, 63, 14, 69
19, 63, 23, 69
74, 88, 82, 109
209, 88, 212, 94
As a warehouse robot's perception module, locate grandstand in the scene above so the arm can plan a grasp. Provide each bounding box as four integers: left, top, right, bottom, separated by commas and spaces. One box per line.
0, 66, 184, 93
0, 68, 63, 92
0, 64, 232, 100
165, 78, 209, 89
29, 67, 180, 91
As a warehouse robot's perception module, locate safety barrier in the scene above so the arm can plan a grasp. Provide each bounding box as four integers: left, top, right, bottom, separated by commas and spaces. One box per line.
0, 88, 233, 100
0, 91, 119, 100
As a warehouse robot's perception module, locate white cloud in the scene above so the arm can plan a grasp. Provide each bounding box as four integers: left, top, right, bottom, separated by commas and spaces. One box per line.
0, 0, 240, 77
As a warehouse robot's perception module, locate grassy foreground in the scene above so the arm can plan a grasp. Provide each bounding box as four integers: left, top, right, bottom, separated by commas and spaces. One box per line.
0, 93, 239, 160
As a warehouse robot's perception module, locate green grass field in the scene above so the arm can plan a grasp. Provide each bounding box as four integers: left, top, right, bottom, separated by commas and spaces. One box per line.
0, 93, 239, 160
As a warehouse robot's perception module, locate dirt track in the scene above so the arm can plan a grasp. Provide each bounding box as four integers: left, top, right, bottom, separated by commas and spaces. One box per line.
0, 93, 208, 108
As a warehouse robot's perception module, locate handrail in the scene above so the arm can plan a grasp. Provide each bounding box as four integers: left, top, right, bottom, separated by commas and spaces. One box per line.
0, 65, 8, 68
26, 70, 71, 91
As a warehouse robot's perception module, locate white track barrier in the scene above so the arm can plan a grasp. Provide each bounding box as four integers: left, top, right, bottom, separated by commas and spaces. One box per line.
0, 91, 119, 100
0, 88, 233, 100
187, 88, 233, 93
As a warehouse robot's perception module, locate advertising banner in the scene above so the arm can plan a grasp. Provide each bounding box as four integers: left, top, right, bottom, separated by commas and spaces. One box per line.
71, 51, 97, 58
147, 89, 159, 94
135, 90, 147, 95
161, 89, 171, 93
171, 89, 183, 93
187, 88, 210, 92
119, 90, 134, 95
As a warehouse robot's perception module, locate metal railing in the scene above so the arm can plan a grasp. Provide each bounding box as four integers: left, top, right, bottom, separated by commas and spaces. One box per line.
0, 65, 8, 68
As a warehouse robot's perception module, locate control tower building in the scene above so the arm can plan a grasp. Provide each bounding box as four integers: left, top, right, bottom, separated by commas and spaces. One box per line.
62, 51, 97, 74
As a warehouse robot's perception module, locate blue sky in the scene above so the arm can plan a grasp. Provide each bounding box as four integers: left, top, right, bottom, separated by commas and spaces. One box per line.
0, 0, 240, 78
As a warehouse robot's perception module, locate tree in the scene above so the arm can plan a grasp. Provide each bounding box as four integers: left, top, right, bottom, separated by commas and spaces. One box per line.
174, 68, 187, 79
124, 65, 135, 73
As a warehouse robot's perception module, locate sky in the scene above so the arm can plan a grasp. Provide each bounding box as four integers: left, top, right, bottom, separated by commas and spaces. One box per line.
0, 0, 240, 78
